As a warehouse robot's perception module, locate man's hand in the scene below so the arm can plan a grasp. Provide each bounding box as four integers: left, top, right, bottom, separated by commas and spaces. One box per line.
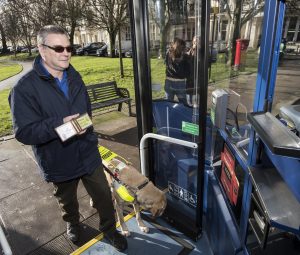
63, 113, 80, 123
63, 113, 86, 135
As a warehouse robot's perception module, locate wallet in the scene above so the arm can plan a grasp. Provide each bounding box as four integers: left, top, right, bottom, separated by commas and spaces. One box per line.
55, 113, 93, 142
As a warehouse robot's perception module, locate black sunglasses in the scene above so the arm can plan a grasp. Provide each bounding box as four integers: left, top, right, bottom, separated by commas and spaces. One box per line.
42, 44, 73, 53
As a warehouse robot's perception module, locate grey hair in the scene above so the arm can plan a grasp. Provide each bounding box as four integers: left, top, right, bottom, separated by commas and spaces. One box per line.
37, 25, 69, 45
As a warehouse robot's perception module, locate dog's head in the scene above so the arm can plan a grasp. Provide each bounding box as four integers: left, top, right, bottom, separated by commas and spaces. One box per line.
135, 182, 167, 217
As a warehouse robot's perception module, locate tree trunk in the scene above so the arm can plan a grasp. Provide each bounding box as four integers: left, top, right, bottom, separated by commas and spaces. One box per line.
0, 22, 8, 54
155, 0, 168, 59
69, 23, 76, 46
109, 32, 116, 58
118, 29, 124, 78
160, 23, 169, 59
231, 1, 243, 66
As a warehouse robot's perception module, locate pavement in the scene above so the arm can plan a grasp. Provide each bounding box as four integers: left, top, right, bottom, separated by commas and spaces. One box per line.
0, 110, 139, 255
0, 61, 32, 90
0, 55, 299, 254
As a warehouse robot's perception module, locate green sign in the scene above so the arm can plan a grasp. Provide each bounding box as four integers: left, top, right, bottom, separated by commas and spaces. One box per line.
182, 121, 199, 136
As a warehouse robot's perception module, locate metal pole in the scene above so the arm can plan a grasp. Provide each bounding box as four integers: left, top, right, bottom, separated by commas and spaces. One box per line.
209, 13, 216, 80
139, 133, 198, 176
0, 225, 12, 255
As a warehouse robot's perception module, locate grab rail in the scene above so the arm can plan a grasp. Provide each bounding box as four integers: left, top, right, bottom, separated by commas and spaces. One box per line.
0, 225, 12, 255
140, 133, 198, 176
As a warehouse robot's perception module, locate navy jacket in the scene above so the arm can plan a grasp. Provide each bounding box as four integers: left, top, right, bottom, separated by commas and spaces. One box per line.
165, 51, 190, 80
9, 55, 102, 182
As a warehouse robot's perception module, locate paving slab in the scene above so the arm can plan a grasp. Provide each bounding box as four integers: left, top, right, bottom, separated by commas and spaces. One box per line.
0, 139, 41, 200
0, 181, 64, 255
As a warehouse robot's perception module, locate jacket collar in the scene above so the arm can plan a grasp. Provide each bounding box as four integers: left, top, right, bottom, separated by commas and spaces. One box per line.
33, 55, 82, 101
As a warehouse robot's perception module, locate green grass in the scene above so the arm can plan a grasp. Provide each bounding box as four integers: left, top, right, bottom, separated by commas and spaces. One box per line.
0, 62, 23, 81
210, 50, 259, 83
150, 58, 168, 99
0, 89, 12, 136
71, 56, 135, 97
0, 53, 37, 62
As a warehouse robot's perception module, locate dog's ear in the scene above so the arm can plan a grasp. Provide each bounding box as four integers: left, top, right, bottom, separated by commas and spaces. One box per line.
136, 190, 156, 208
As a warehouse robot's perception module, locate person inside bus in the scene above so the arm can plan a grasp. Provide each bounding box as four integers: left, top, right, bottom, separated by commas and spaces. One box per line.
9, 25, 127, 252
164, 37, 190, 104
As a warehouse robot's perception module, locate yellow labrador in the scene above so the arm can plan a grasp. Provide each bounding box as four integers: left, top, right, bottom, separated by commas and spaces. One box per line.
104, 158, 167, 237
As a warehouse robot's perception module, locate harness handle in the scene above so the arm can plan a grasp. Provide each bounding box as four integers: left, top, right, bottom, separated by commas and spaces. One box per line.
103, 164, 121, 183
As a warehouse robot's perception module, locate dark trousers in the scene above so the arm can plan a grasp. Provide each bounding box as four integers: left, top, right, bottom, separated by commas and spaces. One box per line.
164, 79, 187, 104
52, 165, 116, 233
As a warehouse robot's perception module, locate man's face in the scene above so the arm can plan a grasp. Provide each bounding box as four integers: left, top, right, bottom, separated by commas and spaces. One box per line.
39, 33, 71, 74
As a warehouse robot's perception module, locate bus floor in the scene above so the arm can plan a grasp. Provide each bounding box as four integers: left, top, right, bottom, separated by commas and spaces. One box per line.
72, 210, 213, 255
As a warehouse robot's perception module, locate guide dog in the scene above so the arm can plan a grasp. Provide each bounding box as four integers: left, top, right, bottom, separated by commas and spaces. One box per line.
104, 158, 167, 237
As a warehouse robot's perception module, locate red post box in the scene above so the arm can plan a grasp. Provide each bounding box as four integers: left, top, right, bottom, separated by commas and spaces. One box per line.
234, 39, 249, 71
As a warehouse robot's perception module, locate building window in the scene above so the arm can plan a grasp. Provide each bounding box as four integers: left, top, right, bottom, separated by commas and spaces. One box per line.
187, 28, 191, 41
125, 26, 131, 41
286, 17, 298, 41
150, 24, 156, 41
189, 3, 195, 16
221, 20, 228, 41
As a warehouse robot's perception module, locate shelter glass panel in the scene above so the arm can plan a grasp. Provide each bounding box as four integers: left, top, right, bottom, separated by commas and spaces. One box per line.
208, 0, 266, 162
148, 0, 203, 224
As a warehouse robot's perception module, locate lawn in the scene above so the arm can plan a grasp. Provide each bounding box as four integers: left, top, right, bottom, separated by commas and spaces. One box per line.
71, 56, 136, 98
0, 53, 37, 62
0, 62, 23, 81
0, 61, 23, 136
0, 89, 12, 136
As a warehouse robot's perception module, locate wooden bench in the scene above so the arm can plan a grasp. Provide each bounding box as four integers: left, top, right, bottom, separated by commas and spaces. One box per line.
86, 81, 132, 116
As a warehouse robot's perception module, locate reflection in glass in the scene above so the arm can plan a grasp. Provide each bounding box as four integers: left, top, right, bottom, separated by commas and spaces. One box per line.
149, 0, 201, 106
208, 0, 266, 161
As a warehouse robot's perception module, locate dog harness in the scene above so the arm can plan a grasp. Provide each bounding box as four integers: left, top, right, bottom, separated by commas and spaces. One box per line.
104, 161, 150, 202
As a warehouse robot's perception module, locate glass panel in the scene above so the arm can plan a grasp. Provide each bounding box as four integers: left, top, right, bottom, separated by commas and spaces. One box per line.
208, 0, 266, 161
148, 0, 202, 222
272, 16, 300, 138
268, 5, 300, 213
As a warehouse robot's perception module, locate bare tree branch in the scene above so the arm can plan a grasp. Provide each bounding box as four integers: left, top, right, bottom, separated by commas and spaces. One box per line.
86, 0, 129, 57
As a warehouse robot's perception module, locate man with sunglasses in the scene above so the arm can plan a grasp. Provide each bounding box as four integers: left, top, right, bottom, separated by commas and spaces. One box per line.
9, 25, 128, 252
